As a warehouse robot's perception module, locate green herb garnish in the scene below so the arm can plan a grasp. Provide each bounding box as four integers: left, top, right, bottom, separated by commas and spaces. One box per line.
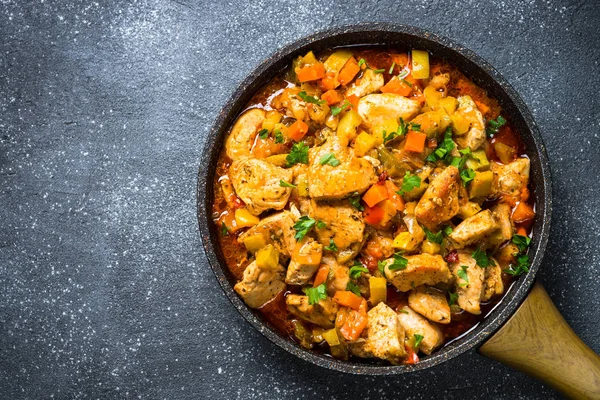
293, 216, 320, 240
377, 260, 387, 278
397, 171, 421, 195
358, 58, 366, 67
457, 265, 469, 287
349, 263, 369, 279
304, 283, 327, 305
413, 334, 424, 349
422, 226, 443, 245
472, 248, 495, 268
448, 291, 458, 305
331, 100, 351, 117
505, 253, 530, 276
221, 223, 229, 236
324, 239, 338, 252
258, 128, 269, 139
279, 180, 296, 188
348, 193, 364, 211
286, 141, 309, 167
512, 234, 532, 253
486, 115, 507, 137
298, 91, 326, 105
319, 152, 341, 167
388, 252, 409, 271
274, 129, 284, 144
460, 168, 476, 186
373, 68, 385, 74
388, 62, 396, 74
346, 281, 362, 297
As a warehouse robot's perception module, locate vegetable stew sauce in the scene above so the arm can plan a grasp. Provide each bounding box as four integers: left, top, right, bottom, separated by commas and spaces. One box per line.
212, 47, 535, 364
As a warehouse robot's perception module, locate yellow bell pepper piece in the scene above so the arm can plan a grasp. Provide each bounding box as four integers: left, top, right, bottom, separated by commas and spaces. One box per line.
421, 240, 441, 255
465, 149, 490, 171
243, 234, 267, 253
337, 109, 362, 146
423, 86, 443, 109
354, 132, 377, 157
411, 50, 430, 79
324, 49, 353, 73
458, 201, 482, 219
264, 153, 289, 167
469, 170, 494, 199
297, 177, 309, 197
261, 110, 282, 132
451, 113, 470, 135
323, 328, 340, 347
255, 244, 279, 270
234, 208, 260, 228
369, 277, 387, 306
438, 96, 458, 114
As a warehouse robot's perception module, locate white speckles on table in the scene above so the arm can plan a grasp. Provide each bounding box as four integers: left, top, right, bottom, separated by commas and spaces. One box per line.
0, 0, 598, 399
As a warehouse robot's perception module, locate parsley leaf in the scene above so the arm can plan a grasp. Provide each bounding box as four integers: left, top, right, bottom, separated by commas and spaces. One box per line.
286, 142, 309, 167
422, 226, 443, 244
293, 216, 318, 241
512, 234, 532, 253
448, 291, 458, 305
388, 62, 396, 74
457, 265, 469, 287
397, 171, 421, 195
279, 180, 296, 188
221, 223, 229, 236
324, 239, 338, 252
426, 128, 455, 163
274, 129, 284, 144
346, 281, 362, 297
460, 168, 476, 186
304, 284, 327, 305
331, 100, 350, 117
409, 122, 421, 132
442, 225, 453, 236
348, 193, 364, 211
398, 69, 409, 79
349, 263, 369, 279
258, 128, 269, 139
505, 253, 530, 276
319, 152, 341, 167
388, 252, 408, 271
472, 248, 495, 268
316, 220, 327, 229
373, 68, 385, 74
486, 115, 507, 137
358, 58, 366, 67
458, 147, 472, 156
298, 91, 325, 105
413, 334, 424, 349
377, 260, 387, 278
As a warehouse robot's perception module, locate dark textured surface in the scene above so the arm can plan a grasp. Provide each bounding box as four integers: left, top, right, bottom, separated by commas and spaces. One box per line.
1, 1, 598, 399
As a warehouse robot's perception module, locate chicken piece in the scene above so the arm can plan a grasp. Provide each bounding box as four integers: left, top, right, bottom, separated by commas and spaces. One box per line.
238, 211, 297, 257
415, 166, 462, 230
304, 199, 365, 251
397, 306, 444, 355
285, 295, 339, 328
307, 135, 377, 200
448, 209, 499, 249
428, 73, 450, 90
491, 158, 530, 204
229, 158, 294, 216
346, 69, 385, 98
233, 261, 286, 309
357, 93, 421, 130
488, 203, 514, 247
482, 260, 504, 302
322, 255, 350, 296
225, 108, 266, 161
454, 95, 486, 151
384, 254, 452, 292
448, 251, 485, 315
408, 286, 451, 324
285, 239, 323, 285
279, 87, 308, 121
348, 303, 406, 363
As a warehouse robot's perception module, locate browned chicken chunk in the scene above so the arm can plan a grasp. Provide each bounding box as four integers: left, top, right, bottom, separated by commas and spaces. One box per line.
482, 260, 504, 302
491, 158, 530, 203
357, 93, 421, 130
448, 209, 499, 249
285, 239, 323, 285
304, 199, 365, 251
415, 166, 462, 230
234, 261, 286, 309
449, 251, 485, 315
408, 286, 451, 324
397, 306, 444, 355
322, 255, 350, 296
346, 69, 385, 98
225, 108, 266, 161
238, 211, 297, 257
488, 203, 514, 247
285, 295, 339, 328
384, 254, 452, 292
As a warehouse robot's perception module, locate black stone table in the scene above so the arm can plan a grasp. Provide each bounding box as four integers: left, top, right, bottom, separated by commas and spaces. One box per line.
1, 1, 598, 398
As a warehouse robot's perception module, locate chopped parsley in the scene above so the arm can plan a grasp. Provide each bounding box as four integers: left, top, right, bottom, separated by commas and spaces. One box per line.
408, 122, 421, 132
399, 309, 409, 314
486, 115, 507, 137
274, 129, 284, 144
324, 239, 338, 252
279, 180, 296, 188
298, 91, 325, 105
505, 253, 530, 276
398, 69, 409, 79
319, 152, 341, 167
425, 128, 455, 163
397, 171, 421, 195
457, 265, 469, 287
383, 118, 408, 143
293, 216, 324, 241
258, 128, 269, 139
460, 168, 476, 186
388, 252, 408, 271
422, 226, 443, 244
348, 193, 364, 211
512, 234, 532, 253
442, 225, 453, 236
402, 78, 413, 87
304, 283, 327, 305
413, 334, 424, 349
377, 260, 387, 278
331, 100, 351, 117
458, 147, 472, 156
358, 58, 366, 67
286, 141, 309, 167
349, 263, 369, 279
472, 248, 495, 268
448, 291, 458, 305
221, 222, 229, 236
373, 68, 385, 74
346, 281, 362, 297
388, 62, 396, 74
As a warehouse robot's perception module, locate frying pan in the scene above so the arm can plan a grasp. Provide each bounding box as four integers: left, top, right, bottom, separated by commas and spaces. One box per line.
197, 24, 600, 399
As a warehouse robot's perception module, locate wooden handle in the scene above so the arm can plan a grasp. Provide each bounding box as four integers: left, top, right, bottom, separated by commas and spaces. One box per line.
479, 281, 600, 399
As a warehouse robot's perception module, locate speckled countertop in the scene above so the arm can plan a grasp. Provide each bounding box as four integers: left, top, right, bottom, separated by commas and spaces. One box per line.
1, 0, 598, 399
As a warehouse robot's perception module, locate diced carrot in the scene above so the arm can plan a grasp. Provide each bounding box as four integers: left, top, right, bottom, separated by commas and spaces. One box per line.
516, 226, 528, 237
358, 298, 368, 315
338, 57, 360, 86
286, 120, 309, 141
404, 131, 427, 153
292, 239, 322, 266
345, 94, 360, 109
362, 183, 389, 208
474, 100, 490, 116
363, 204, 385, 226
333, 291, 363, 310
313, 264, 329, 288
318, 72, 339, 91
321, 89, 344, 106
512, 202, 535, 223
380, 77, 412, 96
297, 63, 326, 82
384, 180, 405, 212
339, 309, 368, 341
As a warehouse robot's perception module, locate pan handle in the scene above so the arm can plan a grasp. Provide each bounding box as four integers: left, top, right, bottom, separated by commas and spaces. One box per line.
478, 281, 600, 399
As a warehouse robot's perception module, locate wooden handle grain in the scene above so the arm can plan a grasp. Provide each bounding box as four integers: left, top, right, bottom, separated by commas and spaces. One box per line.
479, 281, 600, 399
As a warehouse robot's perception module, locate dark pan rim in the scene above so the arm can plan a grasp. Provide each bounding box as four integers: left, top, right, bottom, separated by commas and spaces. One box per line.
197, 23, 552, 374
